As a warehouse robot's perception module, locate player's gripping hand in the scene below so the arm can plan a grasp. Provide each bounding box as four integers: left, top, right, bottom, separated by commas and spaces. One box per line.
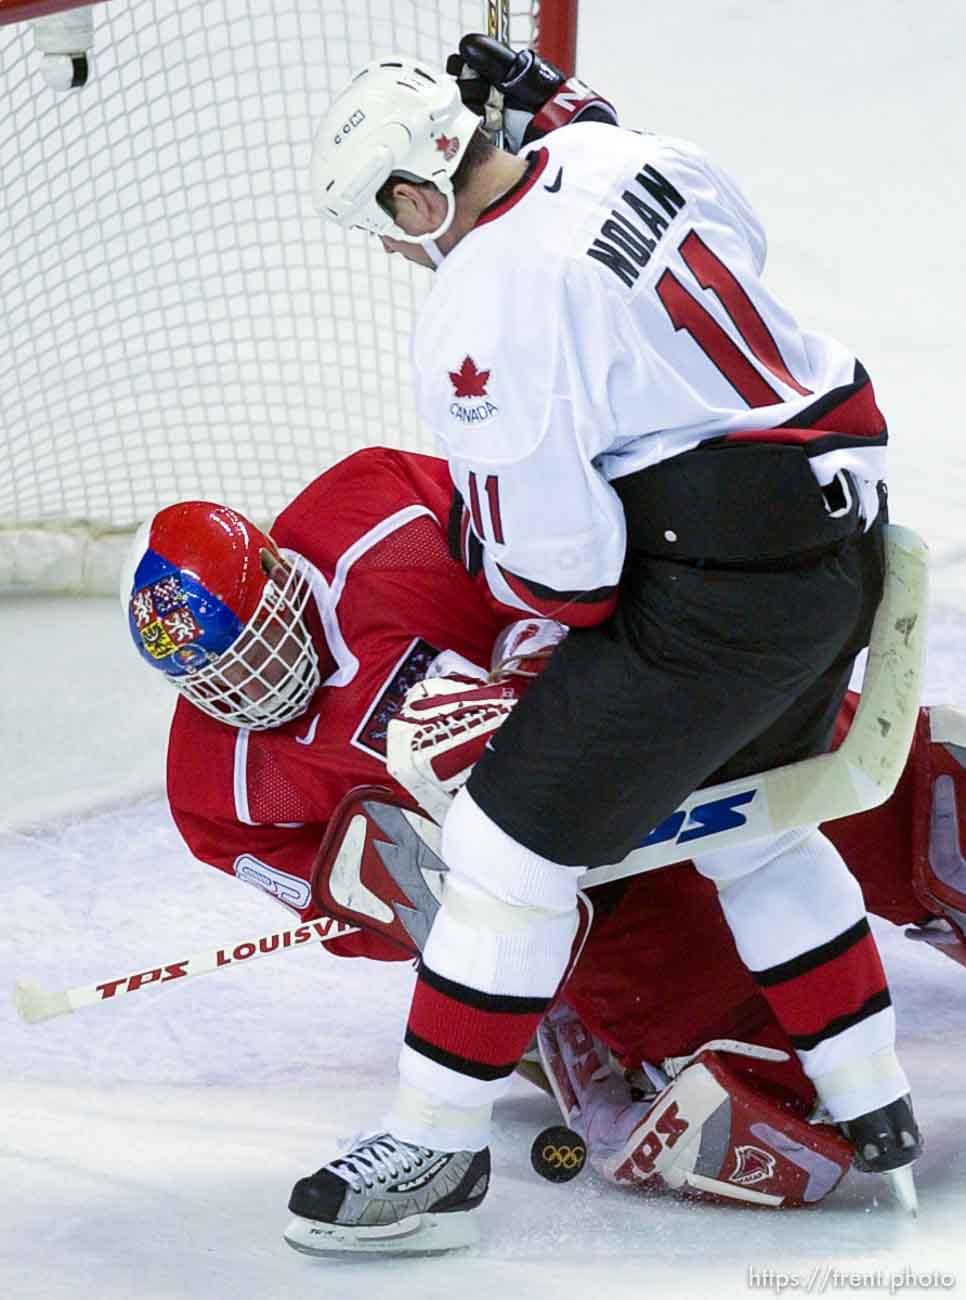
490, 617, 568, 677
446, 33, 617, 154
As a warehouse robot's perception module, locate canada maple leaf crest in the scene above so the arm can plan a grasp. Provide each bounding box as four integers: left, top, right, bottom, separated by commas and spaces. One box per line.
449, 356, 490, 399
435, 134, 459, 161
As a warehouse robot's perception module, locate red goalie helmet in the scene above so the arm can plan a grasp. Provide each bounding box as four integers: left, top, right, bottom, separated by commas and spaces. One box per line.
121, 501, 321, 730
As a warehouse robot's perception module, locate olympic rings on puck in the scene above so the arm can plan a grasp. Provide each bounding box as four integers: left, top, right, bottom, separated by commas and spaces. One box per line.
530, 1125, 588, 1183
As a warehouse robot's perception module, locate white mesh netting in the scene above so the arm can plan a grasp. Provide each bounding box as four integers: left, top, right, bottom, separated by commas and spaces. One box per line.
0, 1, 540, 590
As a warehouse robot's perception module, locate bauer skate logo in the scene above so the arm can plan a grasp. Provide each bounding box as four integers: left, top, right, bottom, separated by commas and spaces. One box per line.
233, 855, 311, 910
394, 1155, 449, 1192
639, 789, 758, 849
448, 355, 498, 425
730, 1144, 777, 1187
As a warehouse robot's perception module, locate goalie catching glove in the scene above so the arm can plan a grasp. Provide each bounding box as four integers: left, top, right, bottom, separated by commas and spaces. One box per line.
387, 618, 565, 823
537, 1001, 853, 1207
446, 34, 617, 154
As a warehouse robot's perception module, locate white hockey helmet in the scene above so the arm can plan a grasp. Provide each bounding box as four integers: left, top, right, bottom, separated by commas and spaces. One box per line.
310, 56, 481, 243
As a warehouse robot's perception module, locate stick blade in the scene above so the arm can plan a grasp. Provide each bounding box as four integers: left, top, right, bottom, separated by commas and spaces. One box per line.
14, 979, 71, 1024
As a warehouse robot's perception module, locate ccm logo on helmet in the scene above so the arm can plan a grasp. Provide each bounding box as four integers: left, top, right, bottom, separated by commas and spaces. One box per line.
334, 109, 366, 145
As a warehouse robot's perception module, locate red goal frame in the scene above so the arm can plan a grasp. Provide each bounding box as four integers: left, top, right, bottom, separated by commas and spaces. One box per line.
0, 0, 105, 26
533, 0, 579, 75
1, 0, 580, 72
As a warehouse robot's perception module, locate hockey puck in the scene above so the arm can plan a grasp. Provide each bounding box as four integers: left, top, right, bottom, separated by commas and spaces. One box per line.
530, 1125, 587, 1183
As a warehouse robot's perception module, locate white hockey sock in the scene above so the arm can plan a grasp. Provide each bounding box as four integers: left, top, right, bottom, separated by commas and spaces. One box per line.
394, 788, 582, 1141
694, 828, 907, 1121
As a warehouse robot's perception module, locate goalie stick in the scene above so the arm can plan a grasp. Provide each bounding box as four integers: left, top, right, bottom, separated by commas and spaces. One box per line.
580, 525, 928, 886
13, 792, 442, 1027
14, 914, 359, 1025
13, 527, 927, 1025
389, 525, 929, 888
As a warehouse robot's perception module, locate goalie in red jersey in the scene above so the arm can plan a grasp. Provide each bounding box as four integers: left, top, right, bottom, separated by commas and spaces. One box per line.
123, 444, 965, 1221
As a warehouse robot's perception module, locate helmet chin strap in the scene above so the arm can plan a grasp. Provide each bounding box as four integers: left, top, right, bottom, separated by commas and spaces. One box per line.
420, 239, 445, 267
390, 185, 456, 266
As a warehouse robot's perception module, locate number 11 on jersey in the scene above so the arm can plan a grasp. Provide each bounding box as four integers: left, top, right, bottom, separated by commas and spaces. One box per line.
468, 471, 505, 544
656, 230, 812, 408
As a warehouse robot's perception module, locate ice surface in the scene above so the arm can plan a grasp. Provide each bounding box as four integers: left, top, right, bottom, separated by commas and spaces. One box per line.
2, 0, 965, 1295
3, 803, 966, 1298
1, 596, 173, 832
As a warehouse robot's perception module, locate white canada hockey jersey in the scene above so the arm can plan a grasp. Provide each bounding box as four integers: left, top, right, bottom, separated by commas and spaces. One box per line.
412, 123, 887, 625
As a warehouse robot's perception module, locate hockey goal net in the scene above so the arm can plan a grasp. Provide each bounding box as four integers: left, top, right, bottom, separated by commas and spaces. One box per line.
0, 0, 578, 592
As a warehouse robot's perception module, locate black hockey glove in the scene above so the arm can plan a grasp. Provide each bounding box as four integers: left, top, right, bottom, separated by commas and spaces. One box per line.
446, 33, 617, 154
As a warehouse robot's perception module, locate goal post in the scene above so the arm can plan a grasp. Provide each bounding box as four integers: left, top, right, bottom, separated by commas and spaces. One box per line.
0, 0, 106, 27
531, 0, 578, 75
0, 1, 580, 593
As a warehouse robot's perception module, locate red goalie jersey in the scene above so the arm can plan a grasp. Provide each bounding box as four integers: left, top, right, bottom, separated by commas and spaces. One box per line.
167, 447, 506, 960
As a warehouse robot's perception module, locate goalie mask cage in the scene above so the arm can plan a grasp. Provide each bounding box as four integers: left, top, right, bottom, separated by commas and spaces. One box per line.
0, 0, 579, 592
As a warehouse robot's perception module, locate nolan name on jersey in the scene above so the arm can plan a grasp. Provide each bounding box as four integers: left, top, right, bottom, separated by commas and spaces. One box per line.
586, 160, 687, 288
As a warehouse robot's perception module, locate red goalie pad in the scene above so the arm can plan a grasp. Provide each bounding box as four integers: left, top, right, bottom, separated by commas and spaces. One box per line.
827, 701, 966, 966
911, 708, 966, 963
602, 1049, 853, 1208
310, 786, 447, 959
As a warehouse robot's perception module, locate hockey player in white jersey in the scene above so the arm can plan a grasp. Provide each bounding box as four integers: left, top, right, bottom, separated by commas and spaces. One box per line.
296, 37, 920, 1252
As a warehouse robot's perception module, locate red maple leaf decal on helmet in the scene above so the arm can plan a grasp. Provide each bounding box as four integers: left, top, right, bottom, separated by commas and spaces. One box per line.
435, 134, 459, 161
449, 356, 490, 398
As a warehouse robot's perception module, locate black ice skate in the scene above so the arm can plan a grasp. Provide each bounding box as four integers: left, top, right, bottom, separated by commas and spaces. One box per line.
284, 1131, 490, 1256
838, 1094, 922, 1214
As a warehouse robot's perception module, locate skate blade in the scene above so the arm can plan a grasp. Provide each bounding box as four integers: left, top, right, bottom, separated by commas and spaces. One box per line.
885, 1164, 919, 1216
283, 1210, 479, 1257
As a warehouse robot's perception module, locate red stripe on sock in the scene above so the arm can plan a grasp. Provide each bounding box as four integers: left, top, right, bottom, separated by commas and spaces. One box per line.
408, 978, 545, 1069
759, 931, 888, 1040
